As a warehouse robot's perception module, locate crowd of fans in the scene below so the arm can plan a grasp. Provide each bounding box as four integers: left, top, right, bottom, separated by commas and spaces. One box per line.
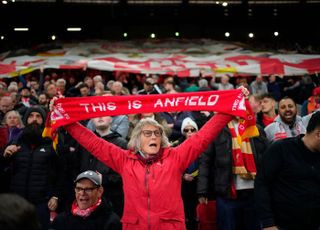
0, 68, 320, 230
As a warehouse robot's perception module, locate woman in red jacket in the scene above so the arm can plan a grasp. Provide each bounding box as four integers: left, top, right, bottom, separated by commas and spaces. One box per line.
52, 87, 248, 230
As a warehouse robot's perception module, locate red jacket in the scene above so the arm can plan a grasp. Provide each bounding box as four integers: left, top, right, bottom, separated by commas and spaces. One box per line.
66, 114, 231, 230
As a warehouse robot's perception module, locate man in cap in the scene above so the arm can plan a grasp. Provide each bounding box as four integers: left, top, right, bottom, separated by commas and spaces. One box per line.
51, 170, 121, 230
137, 77, 159, 95
3, 106, 63, 230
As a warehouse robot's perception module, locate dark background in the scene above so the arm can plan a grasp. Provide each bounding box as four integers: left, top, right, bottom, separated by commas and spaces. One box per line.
0, 0, 319, 51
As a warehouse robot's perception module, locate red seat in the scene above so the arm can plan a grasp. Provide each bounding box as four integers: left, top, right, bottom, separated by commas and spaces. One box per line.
197, 200, 217, 230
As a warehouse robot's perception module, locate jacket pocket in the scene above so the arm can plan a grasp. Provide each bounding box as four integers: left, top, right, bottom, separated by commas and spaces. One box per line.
159, 217, 184, 229
121, 215, 139, 224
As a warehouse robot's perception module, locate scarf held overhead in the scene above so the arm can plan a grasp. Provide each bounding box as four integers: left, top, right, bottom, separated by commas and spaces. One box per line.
48, 89, 246, 129
43, 89, 248, 147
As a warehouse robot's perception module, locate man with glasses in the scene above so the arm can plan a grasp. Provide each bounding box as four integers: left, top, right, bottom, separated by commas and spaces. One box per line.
51, 170, 121, 230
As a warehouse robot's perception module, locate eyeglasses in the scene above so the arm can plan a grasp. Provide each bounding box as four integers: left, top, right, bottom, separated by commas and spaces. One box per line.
183, 128, 197, 133
75, 186, 98, 194
141, 130, 162, 137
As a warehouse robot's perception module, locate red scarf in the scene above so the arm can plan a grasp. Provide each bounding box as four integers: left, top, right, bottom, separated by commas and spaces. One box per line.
43, 90, 247, 149
229, 100, 259, 198
137, 149, 164, 165
71, 198, 101, 218
262, 114, 276, 127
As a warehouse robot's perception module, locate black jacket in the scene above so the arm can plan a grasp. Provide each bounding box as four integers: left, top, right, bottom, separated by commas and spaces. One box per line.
76, 131, 127, 217
51, 198, 121, 230
197, 125, 268, 199
78, 131, 127, 193
8, 138, 63, 204
254, 135, 320, 230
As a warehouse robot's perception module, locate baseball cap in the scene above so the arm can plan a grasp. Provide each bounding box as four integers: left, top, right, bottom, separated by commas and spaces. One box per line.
74, 170, 102, 186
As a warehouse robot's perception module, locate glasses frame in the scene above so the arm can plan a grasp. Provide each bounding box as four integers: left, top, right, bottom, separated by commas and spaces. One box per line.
141, 129, 162, 137
75, 186, 99, 194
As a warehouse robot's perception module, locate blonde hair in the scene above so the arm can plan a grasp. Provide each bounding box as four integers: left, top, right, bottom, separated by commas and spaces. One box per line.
3, 110, 24, 128
128, 117, 170, 152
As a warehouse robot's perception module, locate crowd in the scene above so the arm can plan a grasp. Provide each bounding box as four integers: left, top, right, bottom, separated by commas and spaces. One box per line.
0, 69, 320, 230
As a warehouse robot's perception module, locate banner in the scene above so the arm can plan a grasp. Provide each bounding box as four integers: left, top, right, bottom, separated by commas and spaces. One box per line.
49, 89, 247, 132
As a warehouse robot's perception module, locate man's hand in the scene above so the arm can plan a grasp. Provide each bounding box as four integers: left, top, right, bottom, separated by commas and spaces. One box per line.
183, 173, 194, 182
3, 145, 21, 158
48, 196, 58, 211
198, 197, 208, 204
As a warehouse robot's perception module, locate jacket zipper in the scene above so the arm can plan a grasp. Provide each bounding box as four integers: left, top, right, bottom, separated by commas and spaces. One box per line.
26, 147, 35, 200
145, 165, 151, 230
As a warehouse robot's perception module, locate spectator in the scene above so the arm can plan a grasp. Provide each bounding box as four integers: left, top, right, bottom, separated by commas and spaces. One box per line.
94, 81, 106, 95
184, 78, 199, 92
128, 112, 172, 142
53, 100, 239, 229
210, 75, 234, 91
111, 81, 129, 96
256, 93, 277, 128
264, 97, 309, 142
38, 92, 50, 111
177, 117, 201, 230
301, 86, 320, 116
79, 83, 92, 97
248, 94, 262, 114
163, 77, 178, 94
160, 110, 194, 142
45, 83, 58, 99
2, 110, 24, 143
267, 75, 282, 101
84, 76, 95, 95
0, 95, 14, 123
0, 82, 7, 97
55, 78, 67, 95
137, 77, 159, 95
77, 116, 127, 217
18, 86, 38, 108
197, 117, 268, 230
198, 78, 211, 91
254, 111, 320, 230
250, 75, 268, 96
298, 74, 316, 104
3, 106, 63, 230
51, 170, 121, 230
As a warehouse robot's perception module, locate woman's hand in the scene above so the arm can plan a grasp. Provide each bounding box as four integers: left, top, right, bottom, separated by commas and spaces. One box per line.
49, 94, 64, 112
238, 85, 250, 98
183, 173, 194, 182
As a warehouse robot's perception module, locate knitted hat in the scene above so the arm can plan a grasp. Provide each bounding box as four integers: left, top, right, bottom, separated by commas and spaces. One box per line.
23, 106, 47, 126
181, 117, 198, 134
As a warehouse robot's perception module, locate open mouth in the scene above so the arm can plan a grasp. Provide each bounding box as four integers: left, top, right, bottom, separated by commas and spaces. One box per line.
149, 143, 157, 147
